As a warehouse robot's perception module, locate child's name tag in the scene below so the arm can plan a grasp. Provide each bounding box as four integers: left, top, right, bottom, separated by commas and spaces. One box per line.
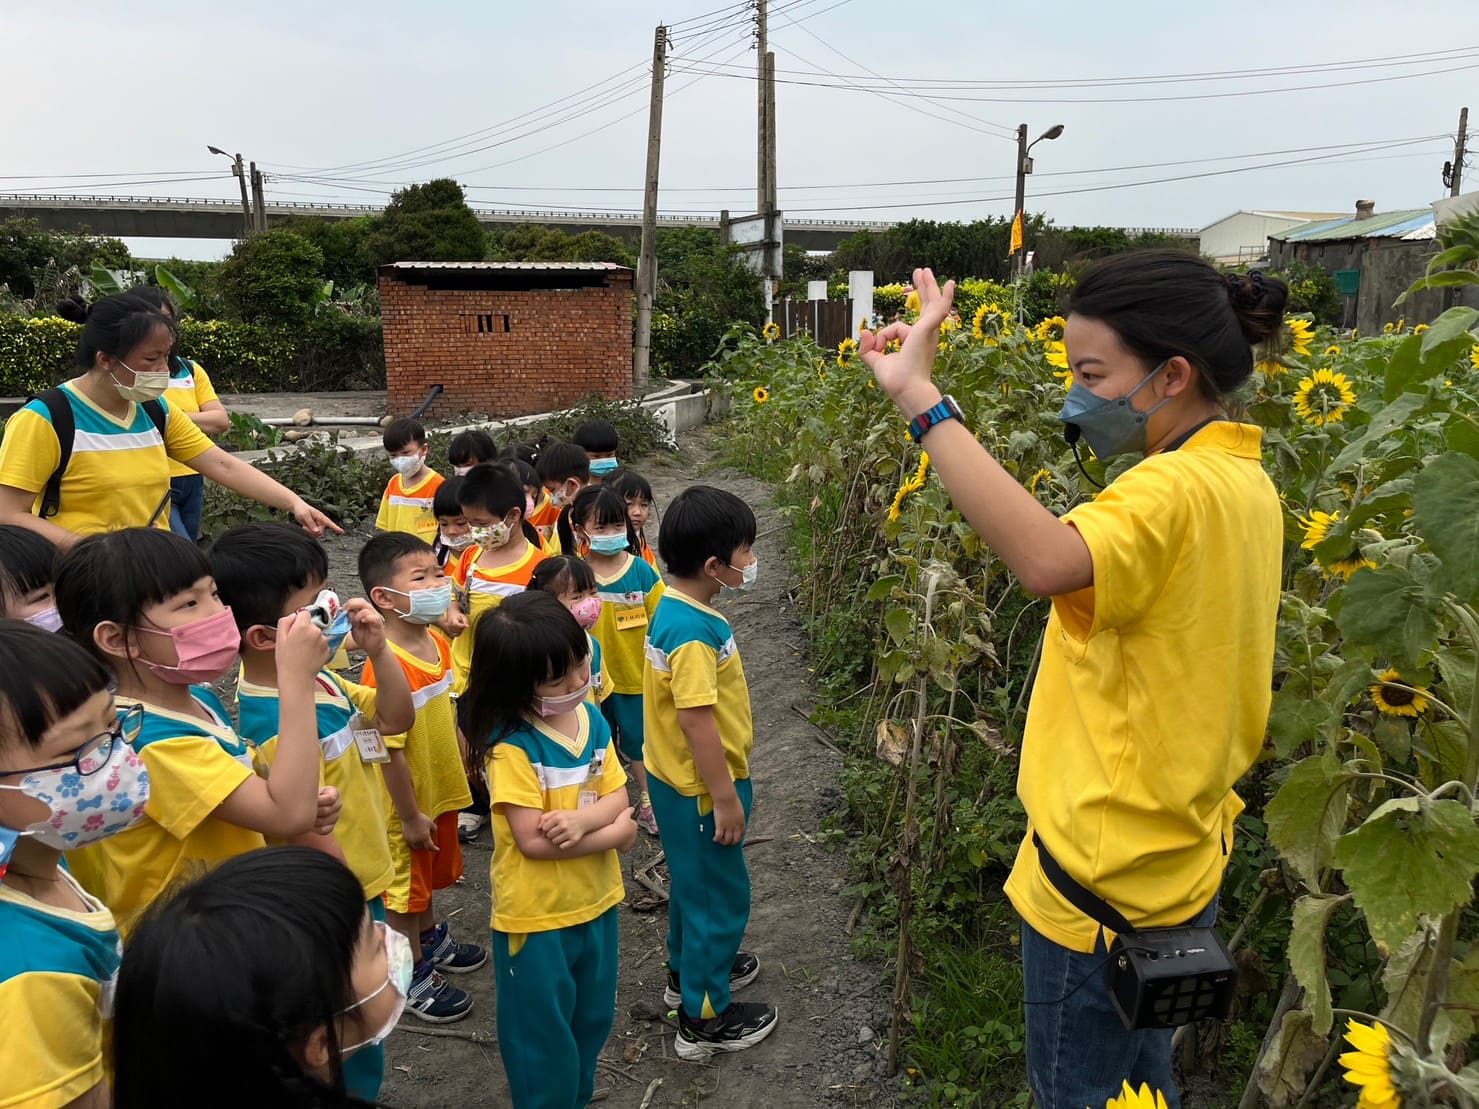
614, 605, 648, 632
350, 712, 390, 764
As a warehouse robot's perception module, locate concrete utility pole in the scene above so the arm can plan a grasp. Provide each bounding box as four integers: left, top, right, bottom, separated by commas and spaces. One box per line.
755, 0, 779, 318
1451, 106, 1469, 197
250, 161, 268, 233
1011, 123, 1064, 282
756, 0, 768, 214
208, 146, 252, 238
632, 24, 667, 395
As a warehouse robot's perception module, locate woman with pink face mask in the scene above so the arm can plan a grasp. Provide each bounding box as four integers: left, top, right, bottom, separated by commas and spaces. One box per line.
53, 527, 341, 937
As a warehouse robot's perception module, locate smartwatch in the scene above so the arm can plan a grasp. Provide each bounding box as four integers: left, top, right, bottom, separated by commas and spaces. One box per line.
907, 394, 964, 443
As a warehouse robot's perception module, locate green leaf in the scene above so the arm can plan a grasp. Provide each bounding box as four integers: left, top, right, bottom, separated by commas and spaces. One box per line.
1419, 305, 1479, 356
1331, 394, 1428, 469
89, 262, 126, 297
1413, 453, 1479, 605
1267, 752, 1353, 888
1333, 567, 1438, 671
1395, 268, 1479, 303
1253, 1008, 1327, 1109
1440, 945, 1479, 1046
1379, 928, 1433, 1039
1289, 894, 1345, 1035
1334, 797, 1479, 953
1425, 245, 1479, 275
866, 575, 902, 602
1267, 690, 1338, 758
155, 265, 197, 312
884, 607, 913, 647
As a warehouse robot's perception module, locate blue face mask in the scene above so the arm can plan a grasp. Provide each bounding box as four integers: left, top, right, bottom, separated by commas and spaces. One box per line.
589, 458, 619, 476
1056, 360, 1173, 459
588, 532, 630, 555
324, 609, 352, 656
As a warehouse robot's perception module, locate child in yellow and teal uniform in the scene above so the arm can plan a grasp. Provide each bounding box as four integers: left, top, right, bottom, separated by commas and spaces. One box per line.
212, 522, 421, 1104
642, 485, 775, 1059
530, 555, 612, 708
462, 590, 638, 1109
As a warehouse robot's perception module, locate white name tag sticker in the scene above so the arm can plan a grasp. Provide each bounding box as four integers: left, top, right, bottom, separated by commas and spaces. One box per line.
350, 712, 390, 763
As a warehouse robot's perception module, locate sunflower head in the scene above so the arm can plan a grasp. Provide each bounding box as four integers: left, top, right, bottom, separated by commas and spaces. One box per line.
972, 302, 1011, 344
752, 386, 770, 404
1339, 1019, 1402, 1109
1371, 669, 1431, 717
837, 336, 858, 358
1323, 344, 1342, 358
762, 321, 780, 342
1104, 1081, 1169, 1109
1470, 344, 1479, 370
1292, 368, 1357, 427
1298, 509, 1340, 550
1257, 358, 1288, 379
1035, 315, 1067, 344
1284, 316, 1316, 357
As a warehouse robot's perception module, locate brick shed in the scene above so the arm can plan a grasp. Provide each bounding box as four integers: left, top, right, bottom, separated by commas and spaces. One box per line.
378, 261, 634, 419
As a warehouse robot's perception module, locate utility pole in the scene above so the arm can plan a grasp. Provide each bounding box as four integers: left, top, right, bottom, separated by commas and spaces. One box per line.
1451, 106, 1469, 197
755, 0, 779, 318
632, 24, 667, 395
756, 0, 768, 214
1012, 124, 1028, 284
250, 161, 268, 233
207, 146, 253, 237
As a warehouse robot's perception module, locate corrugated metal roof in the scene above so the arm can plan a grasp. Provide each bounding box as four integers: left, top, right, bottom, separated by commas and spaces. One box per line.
380, 260, 629, 272
1249, 210, 1347, 220
1270, 208, 1435, 243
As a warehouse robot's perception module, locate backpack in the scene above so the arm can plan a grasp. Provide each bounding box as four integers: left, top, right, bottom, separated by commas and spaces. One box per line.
30, 387, 169, 519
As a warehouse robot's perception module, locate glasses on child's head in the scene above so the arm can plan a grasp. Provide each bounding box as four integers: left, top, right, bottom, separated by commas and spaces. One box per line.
0, 704, 144, 779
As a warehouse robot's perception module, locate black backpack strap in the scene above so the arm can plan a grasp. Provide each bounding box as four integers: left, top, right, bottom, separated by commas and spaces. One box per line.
28, 388, 75, 520
1033, 832, 1137, 935
142, 398, 168, 439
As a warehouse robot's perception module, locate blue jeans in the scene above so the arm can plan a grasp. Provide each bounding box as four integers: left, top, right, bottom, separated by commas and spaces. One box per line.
169, 474, 204, 540
1021, 895, 1220, 1109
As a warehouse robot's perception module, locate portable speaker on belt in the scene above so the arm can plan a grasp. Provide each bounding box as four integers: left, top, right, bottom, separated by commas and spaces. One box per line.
1033, 833, 1237, 1031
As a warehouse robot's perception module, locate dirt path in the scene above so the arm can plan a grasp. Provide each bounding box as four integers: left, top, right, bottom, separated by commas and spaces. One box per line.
312, 427, 898, 1108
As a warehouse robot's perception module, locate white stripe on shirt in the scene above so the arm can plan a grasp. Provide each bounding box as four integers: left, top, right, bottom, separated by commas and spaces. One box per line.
73, 428, 164, 453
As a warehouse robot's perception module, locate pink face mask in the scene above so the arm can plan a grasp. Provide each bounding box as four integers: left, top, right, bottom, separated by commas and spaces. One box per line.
569, 596, 602, 630
132, 606, 241, 685
534, 678, 592, 718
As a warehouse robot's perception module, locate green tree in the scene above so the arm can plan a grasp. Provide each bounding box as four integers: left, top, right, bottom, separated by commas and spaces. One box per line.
278, 215, 376, 290
0, 218, 131, 299
215, 229, 327, 327
487, 224, 634, 267
652, 230, 765, 376
365, 178, 485, 267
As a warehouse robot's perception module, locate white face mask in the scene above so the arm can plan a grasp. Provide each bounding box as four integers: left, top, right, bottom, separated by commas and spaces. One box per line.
389, 454, 425, 479
111, 359, 168, 403
441, 532, 474, 553
340, 923, 413, 1054
534, 677, 592, 718
453, 465, 474, 477
723, 557, 759, 593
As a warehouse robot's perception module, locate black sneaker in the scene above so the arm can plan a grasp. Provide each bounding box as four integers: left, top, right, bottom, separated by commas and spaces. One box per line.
404, 965, 475, 1024
664, 952, 761, 1009
675, 1000, 779, 1060
422, 921, 488, 974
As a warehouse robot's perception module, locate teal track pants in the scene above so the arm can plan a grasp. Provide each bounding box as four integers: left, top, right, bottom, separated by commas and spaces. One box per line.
647, 776, 753, 1019
492, 908, 619, 1109
342, 895, 386, 1102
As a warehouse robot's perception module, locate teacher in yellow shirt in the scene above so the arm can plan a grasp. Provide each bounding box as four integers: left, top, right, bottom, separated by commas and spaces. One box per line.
859, 253, 1284, 1109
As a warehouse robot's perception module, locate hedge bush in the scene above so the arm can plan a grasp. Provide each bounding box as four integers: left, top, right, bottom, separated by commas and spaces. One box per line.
0, 314, 385, 395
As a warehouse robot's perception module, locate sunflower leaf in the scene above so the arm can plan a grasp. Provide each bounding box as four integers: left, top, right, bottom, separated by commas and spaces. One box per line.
1418, 305, 1479, 356
1267, 690, 1338, 759
1413, 452, 1479, 606
1332, 566, 1438, 671
1379, 928, 1434, 1040
1290, 894, 1346, 1036
1253, 1008, 1327, 1108
1267, 752, 1354, 888
1330, 394, 1428, 470
1334, 797, 1479, 953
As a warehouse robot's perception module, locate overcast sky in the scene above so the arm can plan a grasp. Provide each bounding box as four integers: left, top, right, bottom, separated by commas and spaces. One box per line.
4, 0, 1474, 260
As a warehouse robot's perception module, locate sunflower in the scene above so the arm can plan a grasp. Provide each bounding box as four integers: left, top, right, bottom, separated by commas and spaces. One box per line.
1257, 358, 1288, 379
972, 302, 1012, 345
752, 386, 770, 404
1471, 345, 1479, 370
1292, 368, 1357, 426
1104, 1082, 1169, 1109
1412, 323, 1429, 335
1370, 669, 1430, 718
762, 321, 780, 342
940, 314, 961, 335
1285, 317, 1316, 357
1027, 468, 1054, 496
1035, 315, 1067, 343
1339, 1019, 1401, 1109
1052, 368, 1072, 390
887, 452, 930, 522
1299, 509, 1374, 579
838, 337, 858, 359
1324, 344, 1342, 358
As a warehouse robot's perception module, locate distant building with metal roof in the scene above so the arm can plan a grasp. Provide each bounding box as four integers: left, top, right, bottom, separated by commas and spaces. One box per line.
1198, 209, 1346, 264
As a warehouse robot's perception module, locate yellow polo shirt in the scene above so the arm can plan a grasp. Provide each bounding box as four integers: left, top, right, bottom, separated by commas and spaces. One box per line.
163, 358, 220, 478
1005, 422, 1282, 952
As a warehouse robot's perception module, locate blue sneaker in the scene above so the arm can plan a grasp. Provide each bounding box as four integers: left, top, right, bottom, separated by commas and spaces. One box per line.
422, 921, 488, 974
405, 963, 474, 1024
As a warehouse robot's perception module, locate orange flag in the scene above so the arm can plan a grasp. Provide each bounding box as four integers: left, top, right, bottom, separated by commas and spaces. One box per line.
1009, 211, 1024, 256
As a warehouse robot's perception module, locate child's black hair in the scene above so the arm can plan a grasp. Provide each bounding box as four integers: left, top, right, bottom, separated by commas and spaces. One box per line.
558, 485, 638, 558
113, 846, 372, 1109
382, 417, 426, 453
608, 468, 654, 504
209, 522, 329, 635
496, 457, 540, 493
529, 555, 596, 598
498, 441, 541, 468
54, 528, 214, 666
658, 485, 757, 578
433, 475, 465, 519
458, 465, 541, 546
572, 419, 619, 454
0, 525, 57, 609
359, 532, 437, 598
535, 440, 590, 485
462, 591, 589, 748
448, 429, 497, 467
56, 291, 176, 371
0, 620, 113, 754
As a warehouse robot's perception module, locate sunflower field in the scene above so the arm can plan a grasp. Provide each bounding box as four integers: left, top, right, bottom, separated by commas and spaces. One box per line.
712, 218, 1479, 1106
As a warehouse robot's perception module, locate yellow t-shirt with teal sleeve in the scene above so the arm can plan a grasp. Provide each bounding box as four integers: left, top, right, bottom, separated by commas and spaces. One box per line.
486, 703, 627, 933
0, 871, 120, 1109
361, 631, 473, 820
587, 632, 612, 705
0, 380, 214, 536
375, 469, 444, 541
164, 358, 221, 478
65, 691, 264, 938
1005, 422, 1282, 954
642, 590, 753, 797
592, 553, 665, 695
236, 670, 394, 901
449, 538, 547, 688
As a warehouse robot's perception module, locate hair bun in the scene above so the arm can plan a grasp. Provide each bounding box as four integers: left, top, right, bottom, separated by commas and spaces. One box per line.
55, 294, 90, 325
1223, 270, 1288, 346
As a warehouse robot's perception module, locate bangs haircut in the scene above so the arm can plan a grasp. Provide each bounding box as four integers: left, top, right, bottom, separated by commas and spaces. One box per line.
529, 555, 596, 598
448, 429, 496, 466
382, 417, 426, 453
0, 621, 112, 754
658, 485, 757, 578
0, 525, 57, 605
433, 476, 465, 518
359, 532, 437, 595
535, 440, 590, 485
209, 522, 329, 634
499, 441, 540, 467
572, 419, 619, 453
55, 528, 213, 663
462, 591, 588, 748
609, 468, 653, 503
559, 486, 636, 556
458, 464, 524, 517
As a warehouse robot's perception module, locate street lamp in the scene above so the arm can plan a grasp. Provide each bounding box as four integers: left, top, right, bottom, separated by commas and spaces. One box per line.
208, 145, 253, 238
1013, 123, 1064, 280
